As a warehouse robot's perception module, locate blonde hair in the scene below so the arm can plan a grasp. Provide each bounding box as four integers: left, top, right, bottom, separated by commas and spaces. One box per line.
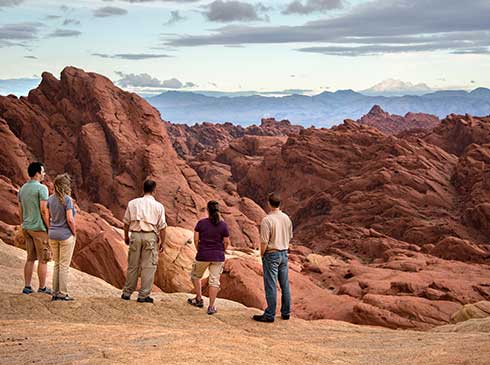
54, 173, 72, 203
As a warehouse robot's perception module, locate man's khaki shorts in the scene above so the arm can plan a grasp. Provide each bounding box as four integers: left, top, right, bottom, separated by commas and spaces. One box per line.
190, 261, 224, 288
23, 230, 52, 263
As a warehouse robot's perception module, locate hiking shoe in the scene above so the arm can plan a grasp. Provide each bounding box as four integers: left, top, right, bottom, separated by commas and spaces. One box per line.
37, 287, 52, 295
252, 314, 274, 323
22, 286, 33, 294
58, 294, 74, 301
121, 293, 131, 301
207, 306, 217, 315
187, 297, 204, 308
137, 296, 154, 303
52, 294, 74, 301
281, 314, 290, 320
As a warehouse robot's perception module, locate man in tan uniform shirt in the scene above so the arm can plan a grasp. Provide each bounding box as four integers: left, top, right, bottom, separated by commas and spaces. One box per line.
121, 179, 166, 303
253, 192, 293, 322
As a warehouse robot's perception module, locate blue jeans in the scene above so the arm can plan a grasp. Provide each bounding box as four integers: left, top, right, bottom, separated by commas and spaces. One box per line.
262, 250, 291, 319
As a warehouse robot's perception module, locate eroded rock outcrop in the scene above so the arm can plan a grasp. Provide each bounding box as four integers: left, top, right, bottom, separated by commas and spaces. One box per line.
356, 105, 439, 135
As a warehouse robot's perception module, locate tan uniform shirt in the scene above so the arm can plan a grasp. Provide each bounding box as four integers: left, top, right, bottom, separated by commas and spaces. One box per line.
260, 210, 293, 251
123, 195, 166, 233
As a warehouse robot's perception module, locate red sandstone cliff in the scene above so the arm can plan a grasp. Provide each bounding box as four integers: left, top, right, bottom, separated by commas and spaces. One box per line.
1, 68, 490, 330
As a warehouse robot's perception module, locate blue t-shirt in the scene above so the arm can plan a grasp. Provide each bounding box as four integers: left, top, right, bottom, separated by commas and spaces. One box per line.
194, 218, 229, 262
48, 195, 76, 241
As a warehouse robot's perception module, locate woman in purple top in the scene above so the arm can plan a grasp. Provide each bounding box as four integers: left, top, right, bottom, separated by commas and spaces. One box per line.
47, 174, 77, 301
188, 201, 230, 315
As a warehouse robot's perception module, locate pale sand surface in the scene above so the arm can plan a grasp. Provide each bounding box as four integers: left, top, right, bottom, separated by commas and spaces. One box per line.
1, 240, 489, 365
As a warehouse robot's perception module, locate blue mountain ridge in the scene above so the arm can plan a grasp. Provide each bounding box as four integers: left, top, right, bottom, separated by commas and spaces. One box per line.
147, 88, 490, 128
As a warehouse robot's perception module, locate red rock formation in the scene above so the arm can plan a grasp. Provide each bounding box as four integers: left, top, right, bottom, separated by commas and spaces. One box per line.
356, 105, 439, 135
1, 67, 490, 330
0, 67, 260, 248
166, 117, 302, 161
424, 114, 490, 156
238, 120, 479, 248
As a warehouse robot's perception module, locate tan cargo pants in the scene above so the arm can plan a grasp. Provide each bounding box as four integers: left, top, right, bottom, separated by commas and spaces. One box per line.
122, 232, 158, 299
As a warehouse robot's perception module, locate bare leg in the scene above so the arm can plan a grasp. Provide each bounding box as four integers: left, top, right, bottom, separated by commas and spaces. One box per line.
24, 260, 35, 287
208, 286, 219, 308
37, 262, 48, 289
192, 278, 202, 300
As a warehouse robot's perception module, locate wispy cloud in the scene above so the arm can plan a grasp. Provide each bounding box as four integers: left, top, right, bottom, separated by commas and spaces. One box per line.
93, 6, 128, 18
0, 22, 43, 44
204, 0, 269, 23
47, 29, 81, 37
63, 19, 81, 26
164, 10, 185, 25
282, 0, 343, 15
103, 0, 199, 3
93, 53, 172, 60
0, 0, 24, 7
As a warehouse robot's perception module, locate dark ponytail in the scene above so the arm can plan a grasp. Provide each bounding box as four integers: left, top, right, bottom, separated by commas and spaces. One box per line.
207, 200, 220, 225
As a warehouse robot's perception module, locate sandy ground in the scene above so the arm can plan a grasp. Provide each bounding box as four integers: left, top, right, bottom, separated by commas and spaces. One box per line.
1, 240, 489, 365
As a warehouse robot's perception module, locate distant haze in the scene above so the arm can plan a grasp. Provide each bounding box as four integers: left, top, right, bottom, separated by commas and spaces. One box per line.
147, 88, 490, 127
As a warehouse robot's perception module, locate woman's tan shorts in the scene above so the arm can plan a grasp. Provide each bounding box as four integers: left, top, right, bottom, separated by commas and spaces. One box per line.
190, 261, 224, 288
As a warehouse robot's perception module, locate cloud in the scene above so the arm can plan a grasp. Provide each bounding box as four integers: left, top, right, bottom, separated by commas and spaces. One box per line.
63, 19, 81, 26
24, 55, 37, 59
0, 22, 43, 41
47, 29, 81, 37
0, 0, 24, 6
93, 6, 128, 17
204, 0, 269, 23
116, 72, 196, 89
45, 15, 62, 20
282, 0, 343, 15
164, 10, 185, 25
165, 0, 490, 56
103, 0, 199, 3
92, 53, 172, 60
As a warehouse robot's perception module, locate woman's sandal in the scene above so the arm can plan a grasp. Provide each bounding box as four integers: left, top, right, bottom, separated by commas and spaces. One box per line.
187, 297, 204, 308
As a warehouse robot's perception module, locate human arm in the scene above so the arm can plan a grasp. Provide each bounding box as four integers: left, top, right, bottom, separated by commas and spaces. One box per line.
64, 197, 76, 237
18, 202, 23, 226
259, 219, 270, 257
158, 227, 166, 253
193, 231, 199, 251
40, 200, 49, 230
123, 205, 131, 245
124, 223, 130, 245
223, 236, 230, 251
66, 209, 76, 237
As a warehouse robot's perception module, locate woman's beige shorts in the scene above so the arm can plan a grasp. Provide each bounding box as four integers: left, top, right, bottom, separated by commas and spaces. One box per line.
190, 261, 224, 288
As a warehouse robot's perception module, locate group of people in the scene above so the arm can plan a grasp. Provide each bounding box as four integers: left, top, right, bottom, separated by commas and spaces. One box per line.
19, 161, 293, 322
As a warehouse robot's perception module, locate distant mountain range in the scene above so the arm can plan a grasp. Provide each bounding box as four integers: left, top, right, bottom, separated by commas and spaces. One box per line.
148, 88, 490, 127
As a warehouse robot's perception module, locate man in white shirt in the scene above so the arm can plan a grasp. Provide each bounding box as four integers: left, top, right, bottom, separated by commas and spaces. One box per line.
121, 179, 167, 303
253, 192, 293, 322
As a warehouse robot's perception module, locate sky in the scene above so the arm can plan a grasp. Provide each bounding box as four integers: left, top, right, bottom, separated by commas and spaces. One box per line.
1, 0, 490, 96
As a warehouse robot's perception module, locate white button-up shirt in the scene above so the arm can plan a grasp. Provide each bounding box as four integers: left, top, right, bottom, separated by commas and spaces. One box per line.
123, 195, 167, 233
